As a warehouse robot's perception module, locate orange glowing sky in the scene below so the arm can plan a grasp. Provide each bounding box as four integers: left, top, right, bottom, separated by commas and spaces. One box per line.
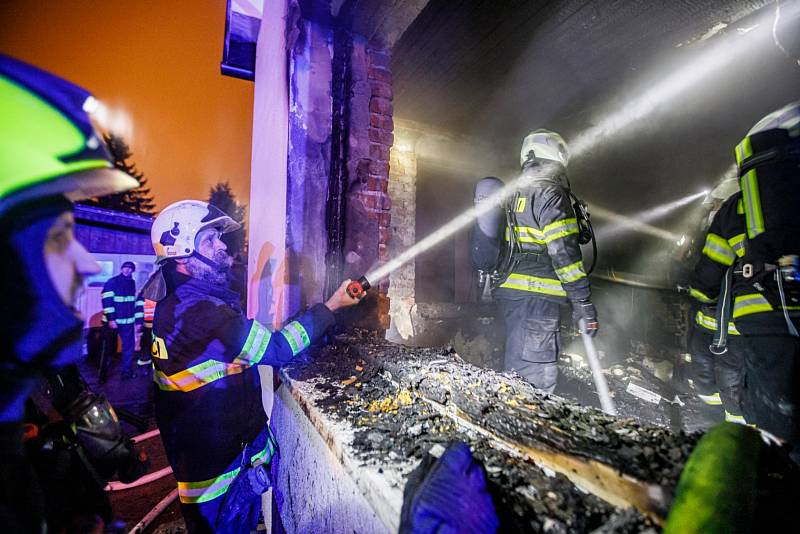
1, 0, 254, 211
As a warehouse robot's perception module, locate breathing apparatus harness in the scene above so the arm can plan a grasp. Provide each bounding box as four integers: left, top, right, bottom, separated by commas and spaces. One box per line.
483, 173, 597, 292
709, 135, 800, 353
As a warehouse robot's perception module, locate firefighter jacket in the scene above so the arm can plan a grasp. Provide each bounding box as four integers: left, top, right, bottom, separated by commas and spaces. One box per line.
689, 192, 744, 336
494, 164, 591, 303
101, 274, 143, 326
141, 297, 156, 328
730, 132, 800, 330
151, 272, 335, 506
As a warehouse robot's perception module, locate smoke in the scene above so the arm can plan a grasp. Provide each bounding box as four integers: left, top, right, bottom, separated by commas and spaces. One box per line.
569, 2, 800, 161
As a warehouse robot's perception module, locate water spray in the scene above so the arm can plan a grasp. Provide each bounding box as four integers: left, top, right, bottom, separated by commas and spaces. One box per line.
592, 190, 708, 242
346, 172, 550, 297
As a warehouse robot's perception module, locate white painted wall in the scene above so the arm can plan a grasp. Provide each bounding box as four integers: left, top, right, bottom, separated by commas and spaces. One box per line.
248, 0, 290, 416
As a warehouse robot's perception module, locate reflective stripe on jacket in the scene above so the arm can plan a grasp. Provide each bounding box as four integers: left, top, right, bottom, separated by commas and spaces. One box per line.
495, 163, 590, 303
690, 193, 745, 306
152, 271, 335, 505
101, 273, 143, 324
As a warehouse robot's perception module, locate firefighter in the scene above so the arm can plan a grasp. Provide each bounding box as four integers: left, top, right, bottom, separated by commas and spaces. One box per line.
493, 130, 597, 392
688, 182, 747, 424
100, 260, 144, 380
728, 101, 800, 460
146, 200, 362, 532
0, 55, 138, 532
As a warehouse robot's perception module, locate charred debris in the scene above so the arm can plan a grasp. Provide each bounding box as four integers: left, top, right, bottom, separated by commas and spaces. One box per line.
282, 330, 706, 532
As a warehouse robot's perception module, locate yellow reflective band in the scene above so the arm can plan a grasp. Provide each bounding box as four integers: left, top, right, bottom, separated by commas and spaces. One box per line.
732, 293, 772, 319
725, 411, 747, 424
554, 260, 587, 283
515, 197, 526, 213
113, 295, 136, 302
689, 287, 716, 304
702, 233, 735, 266
694, 311, 740, 335
177, 468, 240, 504
736, 199, 744, 215
280, 321, 311, 356
250, 435, 277, 466
101, 291, 115, 298
176, 438, 276, 504
728, 233, 746, 258
735, 136, 753, 166
698, 392, 722, 406
499, 273, 566, 296
543, 218, 578, 243
103, 307, 115, 314
741, 169, 765, 239
154, 321, 273, 392
732, 293, 800, 319
116, 317, 135, 325
506, 226, 545, 244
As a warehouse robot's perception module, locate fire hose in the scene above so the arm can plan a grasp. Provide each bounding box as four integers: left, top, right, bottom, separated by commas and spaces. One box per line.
579, 319, 617, 416
105, 428, 173, 492
128, 488, 179, 534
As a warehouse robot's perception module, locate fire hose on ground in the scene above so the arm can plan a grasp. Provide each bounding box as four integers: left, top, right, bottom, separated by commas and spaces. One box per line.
127, 488, 179, 534
105, 428, 173, 492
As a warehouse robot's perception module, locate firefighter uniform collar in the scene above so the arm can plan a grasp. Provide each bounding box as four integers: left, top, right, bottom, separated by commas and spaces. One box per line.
172, 270, 241, 307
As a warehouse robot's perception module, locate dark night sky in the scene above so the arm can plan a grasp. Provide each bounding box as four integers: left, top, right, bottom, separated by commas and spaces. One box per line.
1, 0, 254, 211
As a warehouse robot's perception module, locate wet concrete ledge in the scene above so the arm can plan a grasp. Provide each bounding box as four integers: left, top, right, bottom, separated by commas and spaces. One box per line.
272, 330, 703, 532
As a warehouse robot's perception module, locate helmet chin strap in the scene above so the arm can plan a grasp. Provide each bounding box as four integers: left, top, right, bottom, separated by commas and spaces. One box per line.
191, 250, 226, 272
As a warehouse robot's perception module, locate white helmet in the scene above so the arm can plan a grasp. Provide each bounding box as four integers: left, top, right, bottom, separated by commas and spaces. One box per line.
746, 101, 800, 137
736, 101, 800, 169
151, 200, 240, 264
520, 129, 569, 168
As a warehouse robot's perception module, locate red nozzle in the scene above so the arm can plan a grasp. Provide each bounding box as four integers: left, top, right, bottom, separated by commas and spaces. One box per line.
346, 276, 370, 299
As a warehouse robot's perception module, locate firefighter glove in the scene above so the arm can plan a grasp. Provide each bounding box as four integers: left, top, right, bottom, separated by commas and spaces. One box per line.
572, 300, 598, 337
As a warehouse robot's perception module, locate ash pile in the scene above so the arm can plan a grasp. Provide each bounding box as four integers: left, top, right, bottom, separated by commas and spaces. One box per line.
282, 330, 704, 533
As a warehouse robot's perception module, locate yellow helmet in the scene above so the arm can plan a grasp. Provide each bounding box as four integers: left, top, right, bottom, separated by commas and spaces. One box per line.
0, 55, 137, 216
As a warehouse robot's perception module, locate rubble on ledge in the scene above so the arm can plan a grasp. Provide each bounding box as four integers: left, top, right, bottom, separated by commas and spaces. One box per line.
281, 330, 709, 532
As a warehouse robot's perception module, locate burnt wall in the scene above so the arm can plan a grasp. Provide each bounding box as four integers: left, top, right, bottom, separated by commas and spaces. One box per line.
284, 5, 393, 328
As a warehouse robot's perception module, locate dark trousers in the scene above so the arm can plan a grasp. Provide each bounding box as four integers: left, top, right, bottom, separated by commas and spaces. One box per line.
737, 328, 800, 446
496, 297, 561, 392
687, 326, 745, 416
118, 324, 135, 374
101, 324, 136, 377
138, 326, 153, 364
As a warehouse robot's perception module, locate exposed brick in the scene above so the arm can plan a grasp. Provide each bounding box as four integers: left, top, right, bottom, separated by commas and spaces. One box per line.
379, 226, 391, 244
369, 97, 393, 116
368, 66, 392, 84
378, 212, 391, 226
367, 176, 389, 192
368, 127, 394, 146
368, 49, 391, 69
359, 193, 379, 210
370, 113, 394, 131
378, 243, 389, 260
369, 160, 390, 176
370, 81, 393, 99
370, 142, 390, 161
